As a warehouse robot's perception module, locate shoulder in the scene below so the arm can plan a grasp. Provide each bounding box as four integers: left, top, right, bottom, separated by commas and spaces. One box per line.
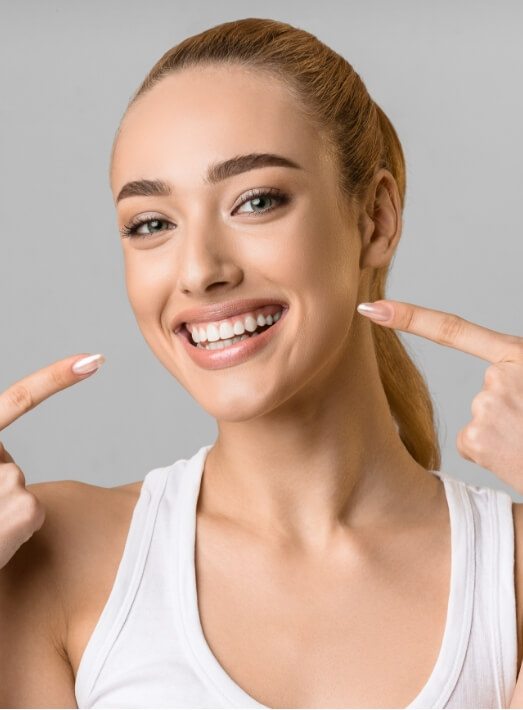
25, 477, 143, 577
3, 477, 143, 619
4, 475, 139, 564
27, 477, 144, 522
0, 478, 141, 707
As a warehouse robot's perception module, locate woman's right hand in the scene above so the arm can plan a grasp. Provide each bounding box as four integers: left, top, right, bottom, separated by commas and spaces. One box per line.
0, 353, 105, 570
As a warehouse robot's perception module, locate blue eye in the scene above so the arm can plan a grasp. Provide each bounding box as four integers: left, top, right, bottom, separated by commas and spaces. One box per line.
119, 216, 172, 240
234, 187, 288, 215
120, 187, 289, 240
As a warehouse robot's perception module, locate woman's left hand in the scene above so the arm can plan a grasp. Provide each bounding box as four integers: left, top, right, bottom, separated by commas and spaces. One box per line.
357, 299, 523, 494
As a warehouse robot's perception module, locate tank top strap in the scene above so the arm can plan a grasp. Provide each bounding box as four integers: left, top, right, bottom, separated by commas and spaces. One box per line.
427, 472, 518, 709
74, 450, 519, 709
74, 465, 170, 705
406, 471, 475, 708
486, 483, 518, 706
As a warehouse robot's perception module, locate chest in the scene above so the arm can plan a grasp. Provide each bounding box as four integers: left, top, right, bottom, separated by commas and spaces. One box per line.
188, 515, 452, 708
65, 496, 522, 709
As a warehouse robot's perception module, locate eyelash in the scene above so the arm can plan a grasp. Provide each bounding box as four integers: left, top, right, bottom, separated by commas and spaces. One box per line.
120, 187, 289, 240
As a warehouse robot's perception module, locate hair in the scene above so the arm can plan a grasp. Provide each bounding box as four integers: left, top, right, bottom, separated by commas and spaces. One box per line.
114, 17, 441, 471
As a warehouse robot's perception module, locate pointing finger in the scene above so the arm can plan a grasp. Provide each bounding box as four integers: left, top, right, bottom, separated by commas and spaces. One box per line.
357, 300, 523, 363
0, 353, 105, 432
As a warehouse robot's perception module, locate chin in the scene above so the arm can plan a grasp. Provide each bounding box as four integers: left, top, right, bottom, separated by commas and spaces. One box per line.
194, 384, 285, 423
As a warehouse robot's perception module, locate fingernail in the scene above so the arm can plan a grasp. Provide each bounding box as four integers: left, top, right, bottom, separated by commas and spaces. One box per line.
356, 302, 392, 321
72, 353, 106, 375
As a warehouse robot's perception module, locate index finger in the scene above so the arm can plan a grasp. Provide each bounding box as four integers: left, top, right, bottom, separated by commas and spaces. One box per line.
0, 353, 105, 431
362, 300, 523, 363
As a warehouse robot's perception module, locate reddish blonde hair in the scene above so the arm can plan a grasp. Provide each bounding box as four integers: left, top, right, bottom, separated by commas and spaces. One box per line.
116, 17, 441, 471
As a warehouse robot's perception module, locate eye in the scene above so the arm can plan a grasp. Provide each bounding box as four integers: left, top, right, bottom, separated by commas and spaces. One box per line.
120, 216, 173, 240
233, 187, 288, 216
119, 187, 289, 240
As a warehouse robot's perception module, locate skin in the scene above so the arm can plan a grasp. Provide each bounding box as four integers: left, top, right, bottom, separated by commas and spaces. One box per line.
106, 62, 460, 706
1, 61, 523, 707
111, 63, 443, 548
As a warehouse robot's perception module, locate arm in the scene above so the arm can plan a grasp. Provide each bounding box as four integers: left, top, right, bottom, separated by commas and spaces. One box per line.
0, 481, 78, 708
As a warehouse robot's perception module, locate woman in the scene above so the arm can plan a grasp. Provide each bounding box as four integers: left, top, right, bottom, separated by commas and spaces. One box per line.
1, 17, 523, 709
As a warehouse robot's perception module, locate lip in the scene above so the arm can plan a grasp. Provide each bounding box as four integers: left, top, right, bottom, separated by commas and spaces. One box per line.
171, 297, 288, 333
174, 305, 289, 370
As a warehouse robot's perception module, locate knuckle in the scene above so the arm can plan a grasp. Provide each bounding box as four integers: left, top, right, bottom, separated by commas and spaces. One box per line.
0, 462, 26, 488
471, 391, 495, 417
400, 306, 417, 331
484, 363, 513, 395
6, 383, 35, 413
436, 314, 466, 346
483, 364, 501, 388
18, 491, 41, 522
49, 366, 69, 390
462, 425, 484, 453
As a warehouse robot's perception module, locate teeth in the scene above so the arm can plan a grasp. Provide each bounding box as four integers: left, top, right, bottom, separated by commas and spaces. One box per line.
233, 320, 245, 336
206, 324, 220, 342
244, 315, 257, 333
219, 321, 235, 340
190, 307, 283, 344
196, 326, 266, 350
197, 334, 250, 350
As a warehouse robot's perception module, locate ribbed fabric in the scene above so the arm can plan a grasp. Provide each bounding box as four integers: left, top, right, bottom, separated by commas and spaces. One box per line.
74, 444, 518, 709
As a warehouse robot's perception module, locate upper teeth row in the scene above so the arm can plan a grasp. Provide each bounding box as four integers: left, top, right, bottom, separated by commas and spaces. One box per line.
190, 309, 283, 343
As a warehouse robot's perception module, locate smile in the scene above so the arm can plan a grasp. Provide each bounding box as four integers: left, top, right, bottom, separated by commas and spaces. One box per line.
189, 304, 284, 348
174, 305, 289, 370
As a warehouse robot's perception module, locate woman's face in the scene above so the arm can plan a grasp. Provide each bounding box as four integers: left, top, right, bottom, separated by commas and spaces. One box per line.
111, 64, 368, 421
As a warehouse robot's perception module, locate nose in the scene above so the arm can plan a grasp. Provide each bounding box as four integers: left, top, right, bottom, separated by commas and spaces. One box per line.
175, 216, 243, 297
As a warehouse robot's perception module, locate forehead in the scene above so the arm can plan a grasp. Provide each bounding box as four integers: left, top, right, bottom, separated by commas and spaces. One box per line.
110, 64, 330, 196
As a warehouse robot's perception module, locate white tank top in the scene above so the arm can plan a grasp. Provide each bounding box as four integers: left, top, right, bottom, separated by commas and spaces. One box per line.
74, 443, 518, 708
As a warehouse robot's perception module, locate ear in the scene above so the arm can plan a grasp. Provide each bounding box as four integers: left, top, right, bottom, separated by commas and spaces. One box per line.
358, 168, 403, 270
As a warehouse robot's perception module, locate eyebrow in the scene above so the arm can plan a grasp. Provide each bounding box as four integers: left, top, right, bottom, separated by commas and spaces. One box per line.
115, 152, 302, 204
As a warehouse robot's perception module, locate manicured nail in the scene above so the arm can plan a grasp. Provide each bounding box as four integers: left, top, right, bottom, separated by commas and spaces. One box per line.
72, 354, 106, 375
356, 302, 393, 322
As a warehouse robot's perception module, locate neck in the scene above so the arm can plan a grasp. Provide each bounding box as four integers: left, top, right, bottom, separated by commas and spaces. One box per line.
198, 316, 438, 552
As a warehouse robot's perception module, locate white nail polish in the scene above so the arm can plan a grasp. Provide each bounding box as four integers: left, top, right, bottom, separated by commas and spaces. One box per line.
72, 354, 106, 374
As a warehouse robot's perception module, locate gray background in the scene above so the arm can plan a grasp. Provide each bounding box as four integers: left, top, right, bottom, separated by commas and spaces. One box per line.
1, 0, 522, 499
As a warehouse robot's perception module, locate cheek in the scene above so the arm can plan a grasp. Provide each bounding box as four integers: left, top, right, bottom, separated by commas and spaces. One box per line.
282, 208, 357, 310
280, 215, 359, 367
253, 208, 343, 292
123, 253, 171, 321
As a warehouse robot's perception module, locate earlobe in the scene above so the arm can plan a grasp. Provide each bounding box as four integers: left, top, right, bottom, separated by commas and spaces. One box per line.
359, 171, 401, 270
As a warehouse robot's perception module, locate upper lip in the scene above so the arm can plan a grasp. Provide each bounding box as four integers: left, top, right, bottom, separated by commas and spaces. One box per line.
171, 297, 288, 333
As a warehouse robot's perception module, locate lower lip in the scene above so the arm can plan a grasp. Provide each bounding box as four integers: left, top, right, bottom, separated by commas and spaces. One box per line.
174, 307, 289, 370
